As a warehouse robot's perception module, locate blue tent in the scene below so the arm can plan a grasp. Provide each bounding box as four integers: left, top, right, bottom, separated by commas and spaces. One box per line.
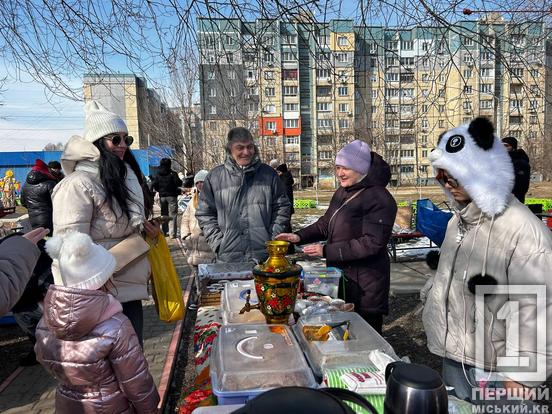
415, 199, 453, 247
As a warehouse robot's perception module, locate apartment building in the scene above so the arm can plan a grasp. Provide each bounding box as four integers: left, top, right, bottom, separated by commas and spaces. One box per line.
199, 15, 551, 188
83, 74, 180, 150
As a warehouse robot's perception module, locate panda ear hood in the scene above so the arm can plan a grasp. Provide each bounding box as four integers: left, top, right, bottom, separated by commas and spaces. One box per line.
429, 117, 515, 216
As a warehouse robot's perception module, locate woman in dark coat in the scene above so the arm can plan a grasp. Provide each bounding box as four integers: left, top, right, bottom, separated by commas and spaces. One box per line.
21, 159, 59, 232
277, 140, 397, 333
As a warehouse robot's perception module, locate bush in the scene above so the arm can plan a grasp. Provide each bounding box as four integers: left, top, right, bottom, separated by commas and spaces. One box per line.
294, 199, 317, 209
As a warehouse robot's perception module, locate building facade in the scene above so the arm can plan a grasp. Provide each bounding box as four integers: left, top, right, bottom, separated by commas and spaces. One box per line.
83, 74, 181, 151
198, 15, 552, 188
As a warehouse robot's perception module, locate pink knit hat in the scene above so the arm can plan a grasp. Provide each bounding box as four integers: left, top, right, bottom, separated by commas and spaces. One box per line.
335, 140, 372, 174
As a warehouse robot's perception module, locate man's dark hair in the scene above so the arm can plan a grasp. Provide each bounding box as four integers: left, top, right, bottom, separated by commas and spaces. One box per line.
48, 161, 61, 169
227, 127, 253, 143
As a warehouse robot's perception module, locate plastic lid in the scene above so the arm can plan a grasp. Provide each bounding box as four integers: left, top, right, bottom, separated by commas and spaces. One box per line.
390, 363, 443, 389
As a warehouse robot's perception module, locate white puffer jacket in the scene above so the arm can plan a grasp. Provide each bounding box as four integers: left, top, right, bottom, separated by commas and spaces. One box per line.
52, 136, 150, 303
422, 197, 552, 385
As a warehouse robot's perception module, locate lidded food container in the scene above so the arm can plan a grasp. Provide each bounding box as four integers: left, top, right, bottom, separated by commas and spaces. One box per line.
301, 266, 342, 298
293, 312, 398, 379
221, 280, 265, 325
211, 324, 317, 404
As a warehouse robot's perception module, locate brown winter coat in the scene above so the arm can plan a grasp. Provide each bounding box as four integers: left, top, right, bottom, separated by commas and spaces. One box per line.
180, 196, 215, 266
296, 153, 397, 315
35, 285, 159, 413
0, 235, 41, 315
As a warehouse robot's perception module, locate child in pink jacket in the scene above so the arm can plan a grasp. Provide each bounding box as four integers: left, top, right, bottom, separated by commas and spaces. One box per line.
35, 232, 159, 413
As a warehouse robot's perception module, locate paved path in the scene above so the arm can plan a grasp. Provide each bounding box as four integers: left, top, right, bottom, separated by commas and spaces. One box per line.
390, 261, 435, 294
0, 239, 192, 414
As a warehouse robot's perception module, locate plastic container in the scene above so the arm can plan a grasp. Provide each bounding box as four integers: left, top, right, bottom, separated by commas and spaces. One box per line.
293, 312, 398, 379
302, 266, 342, 298
221, 280, 266, 325
211, 324, 317, 405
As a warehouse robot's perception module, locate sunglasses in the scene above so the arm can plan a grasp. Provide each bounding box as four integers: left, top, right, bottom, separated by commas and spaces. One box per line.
436, 169, 459, 188
104, 134, 134, 147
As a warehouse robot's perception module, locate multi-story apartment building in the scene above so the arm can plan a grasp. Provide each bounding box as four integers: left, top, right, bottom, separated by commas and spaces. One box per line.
83, 74, 181, 150
199, 15, 552, 188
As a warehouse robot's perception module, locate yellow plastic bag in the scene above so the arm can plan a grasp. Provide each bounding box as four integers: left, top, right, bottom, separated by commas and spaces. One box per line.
147, 233, 184, 322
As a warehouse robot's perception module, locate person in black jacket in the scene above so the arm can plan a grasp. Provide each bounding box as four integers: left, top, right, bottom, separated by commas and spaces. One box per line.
502, 137, 531, 203
152, 158, 183, 238
276, 163, 295, 253
21, 159, 59, 232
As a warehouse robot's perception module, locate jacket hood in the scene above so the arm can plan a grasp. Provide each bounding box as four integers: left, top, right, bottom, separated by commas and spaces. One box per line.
61, 135, 101, 175
224, 154, 261, 174
26, 169, 55, 185
158, 165, 171, 176
43, 285, 122, 340
347, 152, 391, 191
276, 163, 289, 173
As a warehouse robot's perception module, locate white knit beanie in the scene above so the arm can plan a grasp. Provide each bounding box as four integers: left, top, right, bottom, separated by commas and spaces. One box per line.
46, 232, 116, 290
84, 100, 128, 143
194, 169, 209, 184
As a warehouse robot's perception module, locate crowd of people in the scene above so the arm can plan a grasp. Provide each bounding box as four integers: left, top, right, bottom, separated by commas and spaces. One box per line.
0, 108, 550, 411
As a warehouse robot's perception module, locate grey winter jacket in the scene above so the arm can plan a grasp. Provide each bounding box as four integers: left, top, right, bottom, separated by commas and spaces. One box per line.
35, 286, 159, 413
196, 156, 291, 263
0, 235, 41, 315
422, 196, 552, 385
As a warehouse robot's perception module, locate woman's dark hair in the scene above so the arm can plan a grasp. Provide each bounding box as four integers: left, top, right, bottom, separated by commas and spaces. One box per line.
93, 139, 153, 220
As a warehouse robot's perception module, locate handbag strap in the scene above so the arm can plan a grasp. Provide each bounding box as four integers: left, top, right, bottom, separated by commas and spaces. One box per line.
328, 188, 366, 228
322, 388, 379, 414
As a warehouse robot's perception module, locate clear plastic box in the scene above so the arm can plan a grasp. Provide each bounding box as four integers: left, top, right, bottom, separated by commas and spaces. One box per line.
293, 312, 398, 379
302, 266, 342, 298
221, 280, 266, 325
211, 324, 317, 405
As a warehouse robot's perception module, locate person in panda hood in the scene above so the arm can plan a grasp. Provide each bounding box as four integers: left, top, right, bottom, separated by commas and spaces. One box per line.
421, 117, 552, 404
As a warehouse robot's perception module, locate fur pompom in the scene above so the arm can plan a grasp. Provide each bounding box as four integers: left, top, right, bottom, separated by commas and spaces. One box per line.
467, 274, 498, 295
62, 232, 94, 258
45, 235, 64, 259
425, 250, 440, 270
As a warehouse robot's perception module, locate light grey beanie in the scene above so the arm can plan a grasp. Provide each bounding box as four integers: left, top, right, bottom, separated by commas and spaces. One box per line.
194, 169, 209, 184
84, 100, 128, 143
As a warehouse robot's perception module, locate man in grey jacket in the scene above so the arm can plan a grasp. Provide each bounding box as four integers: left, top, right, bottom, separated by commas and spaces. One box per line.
196, 127, 291, 263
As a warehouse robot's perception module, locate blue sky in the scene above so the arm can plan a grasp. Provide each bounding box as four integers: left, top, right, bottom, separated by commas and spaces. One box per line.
0, 0, 544, 151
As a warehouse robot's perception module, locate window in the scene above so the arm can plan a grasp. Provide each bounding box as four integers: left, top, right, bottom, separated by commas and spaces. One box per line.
480, 84, 493, 94
463, 54, 474, 65
338, 119, 349, 128
338, 36, 348, 46
386, 72, 399, 82
285, 103, 299, 111
317, 86, 331, 97
481, 51, 494, 61
463, 69, 472, 79
421, 118, 429, 128
371, 120, 378, 128
230, 87, 236, 97
226, 53, 234, 63
400, 165, 415, 173
385, 57, 398, 66
248, 102, 256, 112
422, 104, 428, 113
318, 35, 330, 46
368, 42, 378, 53
370, 73, 377, 82
318, 135, 332, 144
284, 119, 299, 128
439, 73, 447, 83
247, 87, 258, 96
317, 69, 331, 78
318, 51, 331, 61
401, 149, 414, 157
529, 115, 538, 125
463, 85, 472, 94
385, 104, 398, 113
336, 53, 349, 63
283, 86, 298, 96
422, 89, 429, 97
263, 52, 274, 63
401, 40, 413, 50
511, 34, 525, 47
480, 100, 493, 109
401, 72, 414, 82
338, 103, 349, 112
246, 70, 255, 80
265, 87, 275, 96
317, 102, 331, 112
338, 86, 348, 96
266, 121, 277, 132
462, 101, 471, 111
462, 36, 474, 46
283, 69, 298, 80
209, 87, 216, 97
385, 41, 398, 50
400, 120, 414, 129
438, 119, 445, 128
371, 90, 377, 98
264, 105, 276, 113
422, 42, 429, 51
208, 71, 215, 80
401, 105, 414, 113
371, 106, 377, 114
385, 119, 398, 128
401, 88, 414, 97
317, 119, 332, 128
528, 131, 537, 140
283, 34, 297, 44
438, 88, 445, 98
262, 35, 274, 46
209, 121, 217, 130
224, 34, 234, 46
264, 71, 274, 80
286, 136, 299, 144
508, 130, 522, 139
421, 73, 429, 82
282, 52, 296, 62
529, 100, 538, 111
319, 151, 333, 160
400, 57, 414, 67
530, 69, 540, 78
385, 88, 399, 98
509, 116, 522, 125
210, 105, 217, 115
422, 150, 428, 158
512, 68, 524, 77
